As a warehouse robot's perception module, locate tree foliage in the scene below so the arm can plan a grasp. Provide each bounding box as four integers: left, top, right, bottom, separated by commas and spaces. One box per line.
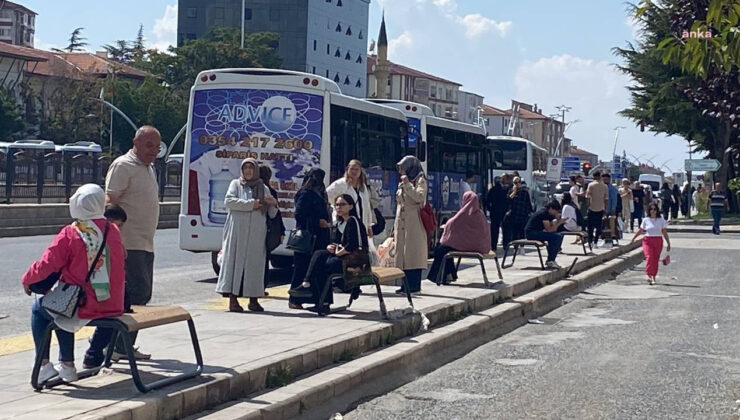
615, 1, 739, 186
0, 89, 25, 140
63, 27, 88, 53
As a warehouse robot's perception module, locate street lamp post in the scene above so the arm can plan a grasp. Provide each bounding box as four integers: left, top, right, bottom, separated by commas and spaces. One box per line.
554, 105, 572, 156
241, 0, 245, 48
612, 126, 626, 160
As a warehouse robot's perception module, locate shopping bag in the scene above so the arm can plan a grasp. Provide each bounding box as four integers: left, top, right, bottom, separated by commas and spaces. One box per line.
377, 237, 396, 267
662, 252, 671, 266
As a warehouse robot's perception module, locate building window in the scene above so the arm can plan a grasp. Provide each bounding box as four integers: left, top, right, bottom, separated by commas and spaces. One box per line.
335, 22, 342, 32
334, 74, 340, 83
313, 66, 316, 74
346, 26, 352, 36
186, 33, 196, 40
326, 69, 330, 78
326, 43, 330, 54
270, 7, 280, 21
337, 0, 343, 5
335, 47, 341, 57
358, 30, 363, 40
245, 8, 252, 20
356, 79, 362, 88
313, 40, 317, 51
215, 7, 224, 18
344, 76, 350, 85
356, 54, 363, 64
345, 51, 351, 60
187, 7, 197, 18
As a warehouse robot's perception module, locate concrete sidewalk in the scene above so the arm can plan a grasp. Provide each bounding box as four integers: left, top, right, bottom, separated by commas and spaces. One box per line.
666, 224, 740, 234
0, 240, 640, 420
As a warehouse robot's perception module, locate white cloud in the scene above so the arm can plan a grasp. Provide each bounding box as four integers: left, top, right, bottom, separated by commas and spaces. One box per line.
151, 3, 177, 52
625, 16, 640, 40
513, 54, 686, 164
34, 37, 60, 51
456, 14, 512, 38
388, 31, 414, 58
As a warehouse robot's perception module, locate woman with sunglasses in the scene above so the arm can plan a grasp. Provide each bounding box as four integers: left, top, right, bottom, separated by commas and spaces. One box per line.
631, 202, 671, 285
289, 194, 368, 313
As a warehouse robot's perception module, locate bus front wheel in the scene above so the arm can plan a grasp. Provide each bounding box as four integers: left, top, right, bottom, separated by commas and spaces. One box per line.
211, 251, 220, 276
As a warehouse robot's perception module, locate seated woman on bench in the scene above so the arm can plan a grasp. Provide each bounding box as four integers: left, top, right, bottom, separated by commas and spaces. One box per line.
558, 192, 583, 233
427, 191, 491, 284
22, 184, 125, 384
290, 194, 369, 311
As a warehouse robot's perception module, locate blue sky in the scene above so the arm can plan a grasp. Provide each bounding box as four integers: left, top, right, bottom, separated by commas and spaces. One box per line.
24, 0, 689, 174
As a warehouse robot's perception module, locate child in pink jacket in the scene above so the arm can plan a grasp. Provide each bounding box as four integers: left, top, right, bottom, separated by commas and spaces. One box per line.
23, 184, 125, 384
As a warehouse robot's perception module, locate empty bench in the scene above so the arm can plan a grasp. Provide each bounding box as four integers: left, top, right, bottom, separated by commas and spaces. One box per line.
31, 305, 203, 393
435, 251, 503, 287
560, 231, 591, 255
502, 239, 547, 269
318, 266, 412, 318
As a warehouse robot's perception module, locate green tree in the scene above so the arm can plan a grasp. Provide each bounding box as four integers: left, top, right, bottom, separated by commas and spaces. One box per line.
615, 1, 738, 186
136, 28, 282, 94
0, 89, 25, 140
131, 24, 146, 62
103, 40, 132, 63
63, 27, 88, 53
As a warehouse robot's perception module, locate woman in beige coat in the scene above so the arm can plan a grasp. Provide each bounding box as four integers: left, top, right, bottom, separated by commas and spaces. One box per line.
394, 155, 428, 294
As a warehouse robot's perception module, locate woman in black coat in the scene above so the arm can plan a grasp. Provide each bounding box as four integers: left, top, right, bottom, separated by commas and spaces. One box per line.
671, 184, 681, 219
288, 168, 331, 310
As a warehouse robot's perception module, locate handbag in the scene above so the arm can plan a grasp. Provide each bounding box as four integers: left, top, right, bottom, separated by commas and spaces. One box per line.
419, 202, 437, 234
266, 212, 283, 253
341, 217, 373, 283
42, 222, 109, 318
286, 228, 315, 254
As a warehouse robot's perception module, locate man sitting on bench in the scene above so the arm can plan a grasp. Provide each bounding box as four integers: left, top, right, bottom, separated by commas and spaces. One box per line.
525, 200, 566, 269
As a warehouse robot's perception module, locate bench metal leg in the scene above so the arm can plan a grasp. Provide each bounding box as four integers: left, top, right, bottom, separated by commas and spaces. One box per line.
371, 276, 388, 318
493, 255, 503, 280
30, 322, 54, 390
402, 276, 414, 309
501, 246, 515, 269
581, 238, 588, 255
536, 246, 545, 269
476, 256, 490, 287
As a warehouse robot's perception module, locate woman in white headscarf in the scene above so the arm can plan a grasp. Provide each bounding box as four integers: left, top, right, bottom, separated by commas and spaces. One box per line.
22, 184, 126, 385
216, 158, 278, 312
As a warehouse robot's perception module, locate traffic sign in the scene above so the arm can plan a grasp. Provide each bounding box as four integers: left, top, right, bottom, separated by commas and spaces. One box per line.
547, 157, 562, 182
562, 156, 580, 171
684, 159, 721, 172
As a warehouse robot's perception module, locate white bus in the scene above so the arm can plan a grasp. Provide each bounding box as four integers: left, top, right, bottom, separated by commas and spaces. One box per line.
366, 99, 487, 228
178, 69, 409, 270
486, 135, 549, 209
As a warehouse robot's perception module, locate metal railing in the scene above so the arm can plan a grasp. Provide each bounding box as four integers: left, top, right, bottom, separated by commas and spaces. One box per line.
0, 151, 182, 203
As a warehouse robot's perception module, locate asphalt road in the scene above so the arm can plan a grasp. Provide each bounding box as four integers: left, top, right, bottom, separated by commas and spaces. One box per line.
0, 229, 294, 337
346, 232, 740, 420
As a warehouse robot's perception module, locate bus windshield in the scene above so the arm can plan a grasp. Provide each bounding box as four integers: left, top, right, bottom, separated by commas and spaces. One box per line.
489, 140, 527, 170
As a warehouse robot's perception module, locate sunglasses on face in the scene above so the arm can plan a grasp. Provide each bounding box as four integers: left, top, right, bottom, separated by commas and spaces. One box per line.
334, 203, 349, 208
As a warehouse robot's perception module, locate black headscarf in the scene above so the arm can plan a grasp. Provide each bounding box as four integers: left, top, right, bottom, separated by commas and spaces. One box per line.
301, 168, 327, 202
397, 155, 424, 182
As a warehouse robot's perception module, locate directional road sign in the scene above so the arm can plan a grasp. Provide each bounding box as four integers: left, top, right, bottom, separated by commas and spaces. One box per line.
684, 159, 721, 172
562, 156, 580, 171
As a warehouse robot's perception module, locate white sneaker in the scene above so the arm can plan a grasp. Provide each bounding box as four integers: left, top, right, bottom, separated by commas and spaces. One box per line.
56, 363, 78, 382
546, 261, 562, 269
597, 240, 606, 248
38, 362, 58, 384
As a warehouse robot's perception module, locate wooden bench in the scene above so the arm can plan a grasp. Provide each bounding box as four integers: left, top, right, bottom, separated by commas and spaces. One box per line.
560, 231, 591, 255
502, 239, 547, 269
317, 266, 412, 318
31, 305, 203, 393
435, 251, 503, 287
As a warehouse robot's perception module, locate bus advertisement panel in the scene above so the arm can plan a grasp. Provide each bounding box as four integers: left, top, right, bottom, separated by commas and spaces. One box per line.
188, 89, 323, 228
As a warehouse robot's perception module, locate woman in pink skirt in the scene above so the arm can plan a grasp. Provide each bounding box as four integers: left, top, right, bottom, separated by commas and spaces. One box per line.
630, 203, 671, 285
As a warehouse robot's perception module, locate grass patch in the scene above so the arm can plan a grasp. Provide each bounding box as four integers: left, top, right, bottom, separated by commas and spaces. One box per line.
265, 365, 293, 388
